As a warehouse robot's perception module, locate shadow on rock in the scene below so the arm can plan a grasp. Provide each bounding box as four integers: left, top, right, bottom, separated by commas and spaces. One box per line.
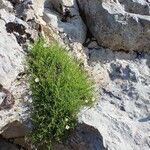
43, 0, 87, 44
0, 137, 19, 150
67, 123, 106, 150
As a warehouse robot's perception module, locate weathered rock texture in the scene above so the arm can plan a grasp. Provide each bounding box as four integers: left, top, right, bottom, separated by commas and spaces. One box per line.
0, 138, 19, 150
77, 0, 150, 52
78, 47, 150, 150
43, 0, 87, 44
0, 0, 43, 149
44, 0, 150, 149
67, 123, 106, 150
1, 0, 150, 150
0, 7, 28, 133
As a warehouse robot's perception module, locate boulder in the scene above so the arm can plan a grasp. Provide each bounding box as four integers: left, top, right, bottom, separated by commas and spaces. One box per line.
43, 0, 87, 44
77, 0, 150, 52
0, 7, 29, 142
67, 123, 106, 150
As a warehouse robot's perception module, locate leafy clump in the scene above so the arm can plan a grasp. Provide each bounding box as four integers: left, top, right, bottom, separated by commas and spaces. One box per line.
27, 39, 93, 149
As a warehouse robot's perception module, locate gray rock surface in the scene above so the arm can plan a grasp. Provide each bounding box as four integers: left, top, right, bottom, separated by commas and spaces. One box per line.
0, 0, 13, 12
77, 0, 150, 52
0, 5, 30, 133
79, 47, 150, 150
43, 0, 87, 44
2, 121, 28, 139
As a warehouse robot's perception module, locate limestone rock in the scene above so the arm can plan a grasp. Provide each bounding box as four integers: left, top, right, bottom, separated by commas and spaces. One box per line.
0, 0, 13, 12
67, 123, 106, 150
79, 47, 150, 150
0, 14, 24, 88
43, 0, 87, 44
0, 0, 37, 145
77, 0, 150, 52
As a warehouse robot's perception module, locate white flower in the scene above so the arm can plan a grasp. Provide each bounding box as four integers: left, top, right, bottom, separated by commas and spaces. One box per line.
92, 98, 95, 102
35, 78, 39, 83
24, 96, 28, 102
65, 125, 70, 130
85, 100, 88, 103
29, 91, 32, 95
28, 98, 33, 103
65, 118, 69, 122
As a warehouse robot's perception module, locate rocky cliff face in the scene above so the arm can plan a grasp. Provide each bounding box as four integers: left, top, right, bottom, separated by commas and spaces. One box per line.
0, 0, 150, 150
0, 0, 44, 149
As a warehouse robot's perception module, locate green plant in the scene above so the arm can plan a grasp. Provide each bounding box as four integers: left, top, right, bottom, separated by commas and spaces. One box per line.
27, 39, 93, 149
